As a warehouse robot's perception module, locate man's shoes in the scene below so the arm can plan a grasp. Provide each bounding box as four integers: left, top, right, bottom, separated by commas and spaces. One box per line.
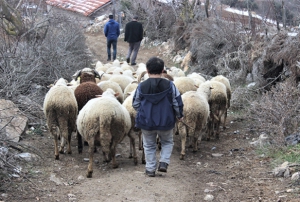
131, 62, 137, 66
145, 170, 155, 177
126, 58, 130, 63
107, 58, 111, 61
158, 162, 168, 172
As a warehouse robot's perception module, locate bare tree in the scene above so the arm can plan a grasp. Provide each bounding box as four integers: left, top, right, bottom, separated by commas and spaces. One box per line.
0, 0, 25, 36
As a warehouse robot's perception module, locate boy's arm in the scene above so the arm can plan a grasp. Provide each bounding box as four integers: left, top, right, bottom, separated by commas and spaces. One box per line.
172, 84, 184, 119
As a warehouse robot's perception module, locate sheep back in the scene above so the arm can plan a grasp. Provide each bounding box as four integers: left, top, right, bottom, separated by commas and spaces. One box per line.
173, 77, 198, 94
74, 82, 103, 111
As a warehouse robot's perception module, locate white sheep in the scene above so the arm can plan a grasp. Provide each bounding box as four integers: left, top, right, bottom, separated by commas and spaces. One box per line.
123, 81, 138, 101
76, 88, 137, 178
173, 77, 198, 94
211, 75, 231, 129
206, 80, 227, 140
122, 90, 145, 164
97, 80, 124, 103
177, 81, 212, 160
187, 72, 206, 88
135, 63, 147, 77
95, 71, 112, 83
121, 63, 135, 72
109, 75, 134, 92
167, 66, 185, 77
43, 78, 78, 160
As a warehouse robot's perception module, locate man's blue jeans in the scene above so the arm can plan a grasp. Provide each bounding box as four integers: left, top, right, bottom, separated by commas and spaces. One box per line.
141, 129, 174, 172
107, 39, 117, 60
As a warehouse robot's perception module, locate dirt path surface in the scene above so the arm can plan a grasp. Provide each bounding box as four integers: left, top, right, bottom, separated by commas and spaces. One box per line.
2, 32, 297, 202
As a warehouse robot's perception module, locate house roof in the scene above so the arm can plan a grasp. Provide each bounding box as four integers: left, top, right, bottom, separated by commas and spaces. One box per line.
45, 0, 111, 16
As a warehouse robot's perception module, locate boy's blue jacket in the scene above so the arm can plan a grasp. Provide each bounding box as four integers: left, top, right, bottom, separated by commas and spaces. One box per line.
132, 78, 184, 131
104, 19, 120, 40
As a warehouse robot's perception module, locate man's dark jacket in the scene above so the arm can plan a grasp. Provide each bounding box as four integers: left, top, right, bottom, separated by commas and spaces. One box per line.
124, 21, 143, 43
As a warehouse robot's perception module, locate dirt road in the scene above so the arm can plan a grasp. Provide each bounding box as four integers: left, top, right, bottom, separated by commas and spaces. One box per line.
2, 32, 296, 202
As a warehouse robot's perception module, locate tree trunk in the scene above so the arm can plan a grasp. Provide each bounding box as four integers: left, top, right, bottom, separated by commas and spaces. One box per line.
247, 0, 255, 37
282, 0, 286, 29
205, 0, 209, 18
272, 0, 280, 32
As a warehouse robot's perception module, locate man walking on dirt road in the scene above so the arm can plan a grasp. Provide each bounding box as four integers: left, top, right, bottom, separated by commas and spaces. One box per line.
104, 14, 120, 61
124, 15, 144, 66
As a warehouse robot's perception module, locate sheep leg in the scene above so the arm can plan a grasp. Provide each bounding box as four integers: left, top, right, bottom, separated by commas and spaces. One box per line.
141, 140, 146, 164
128, 130, 133, 158
216, 111, 225, 139
66, 130, 73, 155
223, 108, 228, 130
110, 145, 119, 169
86, 140, 94, 178
157, 136, 161, 150
178, 123, 187, 160
77, 131, 83, 154
128, 131, 138, 165
206, 117, 213, 141
138, 131, 143, 150
50, 125, 60, 160
59, 137, 65, 154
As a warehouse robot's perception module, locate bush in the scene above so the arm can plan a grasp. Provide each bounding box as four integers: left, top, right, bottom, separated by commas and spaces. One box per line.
0, 13, 91, 124
249, 79, 300, 145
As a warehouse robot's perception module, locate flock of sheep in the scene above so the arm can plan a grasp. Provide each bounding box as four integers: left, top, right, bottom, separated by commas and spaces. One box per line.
43, 60, 231, 178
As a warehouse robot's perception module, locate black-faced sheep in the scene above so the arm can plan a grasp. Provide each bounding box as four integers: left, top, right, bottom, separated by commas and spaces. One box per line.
73, 68, 103, 153
76, 88, 137, 178
177, 81, 212, 160
43, 78, 78, 160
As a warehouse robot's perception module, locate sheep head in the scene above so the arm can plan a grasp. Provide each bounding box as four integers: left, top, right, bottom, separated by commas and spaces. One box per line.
73, 68, 102, 83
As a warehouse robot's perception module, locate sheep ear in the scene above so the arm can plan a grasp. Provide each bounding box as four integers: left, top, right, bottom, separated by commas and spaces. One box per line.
47, 84, 54, 88
114, 92, 119, 97
95, 95, 102, 98
67, 83, 73, 86
73, 70, 81, 81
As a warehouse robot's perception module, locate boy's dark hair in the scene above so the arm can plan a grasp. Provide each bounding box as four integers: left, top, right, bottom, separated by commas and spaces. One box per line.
109, 14, 113, 19
146, 57, 164, 74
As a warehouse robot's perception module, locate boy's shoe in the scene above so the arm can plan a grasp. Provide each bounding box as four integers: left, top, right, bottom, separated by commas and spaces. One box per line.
158, 162, 168, 172
131, 62, 137, 66
126, 58, 130, 63
145, 170, 155, 177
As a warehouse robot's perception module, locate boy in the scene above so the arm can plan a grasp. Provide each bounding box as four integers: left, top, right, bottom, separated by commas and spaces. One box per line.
132, 57, 184, 177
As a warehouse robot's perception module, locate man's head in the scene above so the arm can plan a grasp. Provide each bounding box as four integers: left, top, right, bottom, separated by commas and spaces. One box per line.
146, 57, 164, 75
133, 16, 138, 21
109, 14, 113, 19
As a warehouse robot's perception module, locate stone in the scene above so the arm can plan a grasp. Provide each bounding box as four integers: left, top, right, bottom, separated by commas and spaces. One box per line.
50, 174, 62, 185
211, 153, 223, 157
204, 194, 214, 201
0, 99, 28, 142
291, 172, 300, 181
15, 153, 40, 161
